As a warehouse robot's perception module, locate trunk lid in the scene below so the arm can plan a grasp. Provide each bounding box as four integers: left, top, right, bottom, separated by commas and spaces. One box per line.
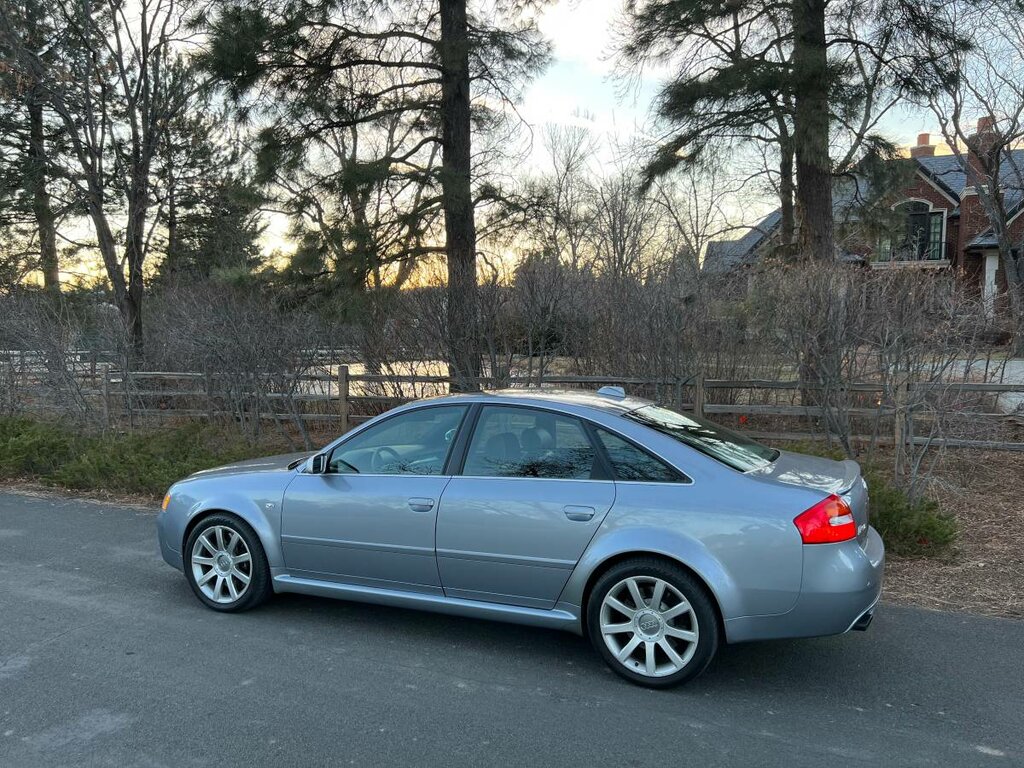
750, 450, 870, 545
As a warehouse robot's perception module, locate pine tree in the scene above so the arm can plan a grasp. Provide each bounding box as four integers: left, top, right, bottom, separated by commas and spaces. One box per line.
202, 0, 550, 386
0, 0, 63, 294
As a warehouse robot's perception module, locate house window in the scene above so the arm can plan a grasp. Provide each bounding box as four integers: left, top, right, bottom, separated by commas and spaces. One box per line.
878, 201, 945, 261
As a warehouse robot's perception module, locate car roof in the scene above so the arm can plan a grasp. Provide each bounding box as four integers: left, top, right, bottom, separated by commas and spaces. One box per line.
416, 387, 654, 416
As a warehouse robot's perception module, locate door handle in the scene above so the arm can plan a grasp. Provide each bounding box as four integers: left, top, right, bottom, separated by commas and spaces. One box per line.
407, 497, 435, 513
563, 505, 596, 522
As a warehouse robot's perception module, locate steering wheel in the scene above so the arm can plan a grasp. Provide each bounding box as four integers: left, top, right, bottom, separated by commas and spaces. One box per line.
371, 446, 403, 473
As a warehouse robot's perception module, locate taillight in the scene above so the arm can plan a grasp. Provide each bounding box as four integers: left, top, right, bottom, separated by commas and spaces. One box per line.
794, 494, 856, 544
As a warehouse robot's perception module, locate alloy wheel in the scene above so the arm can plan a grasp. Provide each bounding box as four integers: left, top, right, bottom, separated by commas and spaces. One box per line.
599, 575, 699, 678
190, 525, 253, 605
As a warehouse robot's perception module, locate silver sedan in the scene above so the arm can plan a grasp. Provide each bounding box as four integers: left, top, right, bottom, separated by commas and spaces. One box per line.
157, 388, 884, 688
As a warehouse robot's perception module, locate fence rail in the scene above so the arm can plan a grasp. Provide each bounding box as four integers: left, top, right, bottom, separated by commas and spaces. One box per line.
4, 362, 1023, 451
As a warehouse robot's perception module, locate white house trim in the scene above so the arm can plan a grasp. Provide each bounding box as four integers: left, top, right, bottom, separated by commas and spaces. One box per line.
913, 169, 960, 206
889, 197, 948, 261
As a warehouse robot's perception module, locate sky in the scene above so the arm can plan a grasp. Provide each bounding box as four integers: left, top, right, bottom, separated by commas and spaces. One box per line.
523, 0, 651, 136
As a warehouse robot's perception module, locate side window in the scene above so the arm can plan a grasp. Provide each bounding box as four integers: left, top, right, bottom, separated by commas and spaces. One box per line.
462, 406, 596, 479
329, 405, 467, 475
595, 428, 681, 483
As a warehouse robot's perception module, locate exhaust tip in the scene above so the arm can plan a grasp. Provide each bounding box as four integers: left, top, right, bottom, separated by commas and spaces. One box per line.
851, 609, 874, 631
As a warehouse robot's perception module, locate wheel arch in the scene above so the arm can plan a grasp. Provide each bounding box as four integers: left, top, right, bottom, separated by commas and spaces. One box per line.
562, 528, 743, 628
182, 507, 239, 551
580, 551, 726, 641
180, 494, 284, 569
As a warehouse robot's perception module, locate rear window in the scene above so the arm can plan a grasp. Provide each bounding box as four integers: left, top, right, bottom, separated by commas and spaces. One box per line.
625, 405, 779, 472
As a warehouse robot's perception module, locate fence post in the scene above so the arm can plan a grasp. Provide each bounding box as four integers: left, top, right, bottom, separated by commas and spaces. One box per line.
338, 365, 350, 434
893, 378, 908, 474
204, 372, 214, 421
101, 367, 110, 430
693, 373, 705, 418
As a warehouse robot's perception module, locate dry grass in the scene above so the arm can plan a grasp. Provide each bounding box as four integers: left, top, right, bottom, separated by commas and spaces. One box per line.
883, 449, 1024, 618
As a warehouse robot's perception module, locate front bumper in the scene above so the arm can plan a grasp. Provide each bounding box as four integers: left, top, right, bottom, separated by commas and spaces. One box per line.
156, 508, 184, 571
724, 526, 885, 643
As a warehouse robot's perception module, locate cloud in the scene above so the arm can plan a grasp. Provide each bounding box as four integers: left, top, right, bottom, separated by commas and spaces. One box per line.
537, 0, 624, 76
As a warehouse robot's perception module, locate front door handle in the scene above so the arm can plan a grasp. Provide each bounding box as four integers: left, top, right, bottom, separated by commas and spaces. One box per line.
407, 497, 435, 513
563, 505, 596, 522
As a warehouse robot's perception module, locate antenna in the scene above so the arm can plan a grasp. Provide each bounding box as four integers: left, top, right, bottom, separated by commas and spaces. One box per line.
597, 385, 626, 400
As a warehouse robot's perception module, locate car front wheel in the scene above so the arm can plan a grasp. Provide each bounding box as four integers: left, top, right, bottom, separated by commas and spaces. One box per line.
184, 514, 271, 612
586, 558, 719, 688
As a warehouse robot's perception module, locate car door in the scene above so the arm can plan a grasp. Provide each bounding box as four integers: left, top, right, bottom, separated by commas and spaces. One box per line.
281, 404, 469, 595
436, 404, 615, 609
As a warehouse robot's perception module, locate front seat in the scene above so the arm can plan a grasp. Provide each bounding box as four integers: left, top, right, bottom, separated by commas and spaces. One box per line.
470, 431, 522, 476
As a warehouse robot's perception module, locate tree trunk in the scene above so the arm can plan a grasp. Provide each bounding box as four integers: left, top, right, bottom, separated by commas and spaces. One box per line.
439, 0, 480, 390
27, 95, 59, 295
778, 138, 796, 257
165, 176, 178, 279
23, 2, 59, 295
791, 0, 834, 261
84, 184, 139, 362
124, 173, 148, 364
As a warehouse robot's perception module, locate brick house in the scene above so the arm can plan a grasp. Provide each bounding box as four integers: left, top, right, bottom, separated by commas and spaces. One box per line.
704, 119, 1024, 313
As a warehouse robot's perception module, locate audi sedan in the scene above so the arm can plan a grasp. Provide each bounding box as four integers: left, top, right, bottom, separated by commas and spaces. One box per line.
156, 387, 884, 688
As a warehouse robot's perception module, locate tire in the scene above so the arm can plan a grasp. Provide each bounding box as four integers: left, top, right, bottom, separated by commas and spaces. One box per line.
184, 514, 272, 612
586, 558, 719, 688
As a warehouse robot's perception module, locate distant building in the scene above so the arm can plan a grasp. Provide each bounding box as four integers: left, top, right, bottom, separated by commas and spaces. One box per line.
704, 119, 1024, 313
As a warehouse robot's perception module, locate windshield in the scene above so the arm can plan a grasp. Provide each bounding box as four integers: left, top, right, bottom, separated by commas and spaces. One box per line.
626, 405, 779, 472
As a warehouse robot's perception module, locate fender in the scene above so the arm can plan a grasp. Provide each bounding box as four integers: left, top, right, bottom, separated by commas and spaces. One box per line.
557, 525, 742, 621
180, 486, 287, 570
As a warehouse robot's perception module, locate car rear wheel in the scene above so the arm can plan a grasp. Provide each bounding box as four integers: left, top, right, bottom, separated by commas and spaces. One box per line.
184, 514, 271, 612
586, 558, 719, 688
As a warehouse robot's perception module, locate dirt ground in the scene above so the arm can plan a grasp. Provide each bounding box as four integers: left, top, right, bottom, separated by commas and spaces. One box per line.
883, 449, 1024, 618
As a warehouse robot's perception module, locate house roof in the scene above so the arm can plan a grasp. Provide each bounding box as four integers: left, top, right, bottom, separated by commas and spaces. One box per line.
916, 154, 968, 198
967, 187, 1024, 248
703, 210, 782, 274
917, 149, 1024, 198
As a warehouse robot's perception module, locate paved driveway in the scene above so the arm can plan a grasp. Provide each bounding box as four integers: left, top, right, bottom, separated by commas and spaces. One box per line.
0, 490, 1021, 767
996, 358, 1024, 414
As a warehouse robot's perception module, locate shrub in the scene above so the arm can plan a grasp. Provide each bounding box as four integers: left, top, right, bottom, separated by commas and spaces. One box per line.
863, 470, 958, 559
0, 418, 78, 476
0, 418, 270, 497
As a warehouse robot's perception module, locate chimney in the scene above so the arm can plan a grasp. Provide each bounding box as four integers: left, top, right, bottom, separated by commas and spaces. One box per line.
967, 116, 999, 179
910, 132, 935, 158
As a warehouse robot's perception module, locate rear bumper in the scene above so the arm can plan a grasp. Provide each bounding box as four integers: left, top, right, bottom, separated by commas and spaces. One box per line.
725, 526, 885, 643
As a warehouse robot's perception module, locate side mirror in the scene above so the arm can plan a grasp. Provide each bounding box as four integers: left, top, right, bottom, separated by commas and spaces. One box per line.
309, 454, 329, 474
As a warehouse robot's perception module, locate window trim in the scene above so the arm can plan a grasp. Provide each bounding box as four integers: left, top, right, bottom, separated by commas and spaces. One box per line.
454, 402, 610, 482
882, 198, 947, 262
323, 402, 472, 477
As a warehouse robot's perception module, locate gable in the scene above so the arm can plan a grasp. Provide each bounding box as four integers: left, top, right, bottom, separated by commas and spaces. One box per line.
909, 169, 959, 207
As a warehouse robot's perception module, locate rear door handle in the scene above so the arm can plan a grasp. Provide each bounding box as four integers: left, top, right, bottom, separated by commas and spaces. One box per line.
407, 497, 435, 513
563, 505, 596, 522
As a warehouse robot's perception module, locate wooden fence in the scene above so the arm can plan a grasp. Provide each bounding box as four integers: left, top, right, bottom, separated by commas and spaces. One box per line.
6, 362, 1022, 452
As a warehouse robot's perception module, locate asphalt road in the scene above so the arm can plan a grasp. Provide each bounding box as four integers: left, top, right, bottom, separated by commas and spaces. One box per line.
1, 490, 1021, 768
